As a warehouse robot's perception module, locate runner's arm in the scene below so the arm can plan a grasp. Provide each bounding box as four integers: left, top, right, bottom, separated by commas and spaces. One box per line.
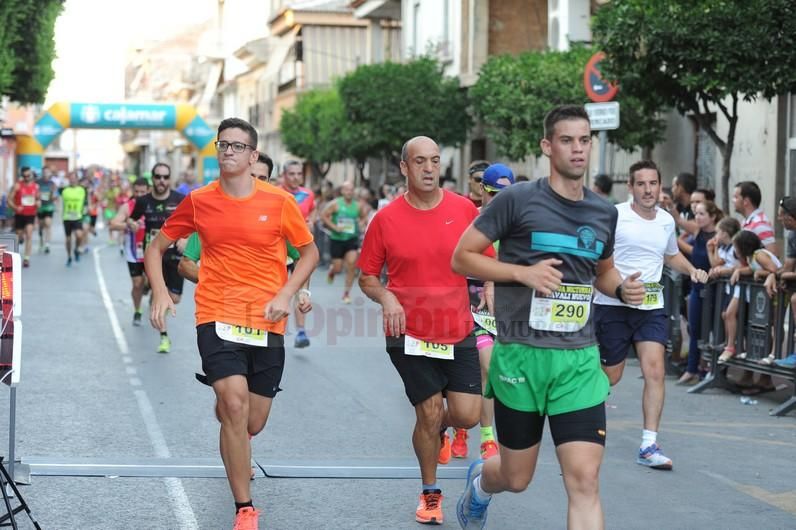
359, 273, 406, 337
264, 242, 319, 322
452, 225, 563, 294
145, 232, 177, 329
178, 256, 199, 284
108, 206, 129, 232
7, 185, 17, 211
320, 201, 338, 231
594, 257, 645, 305
665, 252, 708, 283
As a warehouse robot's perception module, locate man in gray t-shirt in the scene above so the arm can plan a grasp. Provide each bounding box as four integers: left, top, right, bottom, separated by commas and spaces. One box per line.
452, 105, 644, 529
474, 177, 617, 349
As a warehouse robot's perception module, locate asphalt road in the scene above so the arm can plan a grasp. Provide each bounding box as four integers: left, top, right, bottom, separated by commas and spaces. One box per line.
0, 226, 795, 529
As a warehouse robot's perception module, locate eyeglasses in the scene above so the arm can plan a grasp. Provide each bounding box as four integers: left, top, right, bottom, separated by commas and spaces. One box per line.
153, 174, 170, 180
215, 141, 254, 153
471, 176, 482, 183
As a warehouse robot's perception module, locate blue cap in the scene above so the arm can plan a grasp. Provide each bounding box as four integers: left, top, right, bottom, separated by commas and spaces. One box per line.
481, 163, 515, 192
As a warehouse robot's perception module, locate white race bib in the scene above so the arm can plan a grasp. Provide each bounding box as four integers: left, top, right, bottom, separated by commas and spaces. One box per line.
405, 334, 454, 360
135, 241, 144, 260
640, 282, 664, 310
529, 283, 592, 332
472, 310, 497, 336
339, 217, 356, 235
40, 191, 51, 201
215, 321, 268, 347
21, 195, 35, 206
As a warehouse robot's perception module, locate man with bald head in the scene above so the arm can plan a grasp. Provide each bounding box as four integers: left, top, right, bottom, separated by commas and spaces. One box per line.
321, 180, 367, 303
358, 136, 487, 525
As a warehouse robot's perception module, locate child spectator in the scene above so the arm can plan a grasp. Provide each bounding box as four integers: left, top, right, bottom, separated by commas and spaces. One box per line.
719, 231, 781, 368
706, 217, 742, 362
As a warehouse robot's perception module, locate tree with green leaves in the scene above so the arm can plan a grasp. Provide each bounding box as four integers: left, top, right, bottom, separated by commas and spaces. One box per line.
470, 44, 666, 161
338, 57, 471, 169
592, 0, 796, 211
0, 0, 63, 104
279, 88, 349, 181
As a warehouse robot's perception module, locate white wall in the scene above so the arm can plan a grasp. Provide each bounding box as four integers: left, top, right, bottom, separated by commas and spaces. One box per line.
402, 0, 462, 76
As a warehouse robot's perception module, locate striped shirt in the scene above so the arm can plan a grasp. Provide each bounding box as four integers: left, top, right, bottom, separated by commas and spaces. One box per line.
743, 208, 776, 248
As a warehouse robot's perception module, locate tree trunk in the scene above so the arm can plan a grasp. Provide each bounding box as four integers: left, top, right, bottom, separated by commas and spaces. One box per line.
721, 115, 738, 214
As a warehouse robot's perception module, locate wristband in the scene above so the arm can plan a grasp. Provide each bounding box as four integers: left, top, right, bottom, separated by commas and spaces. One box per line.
614, 284, 624, 303
298, 288, 312, 298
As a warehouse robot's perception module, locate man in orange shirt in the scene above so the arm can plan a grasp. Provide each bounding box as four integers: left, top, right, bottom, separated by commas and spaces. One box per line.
145, 117, 318, 530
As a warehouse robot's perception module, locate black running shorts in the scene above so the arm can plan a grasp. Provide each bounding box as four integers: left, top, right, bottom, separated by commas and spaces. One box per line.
329, 237, 359, 260
196, 323, 285, 398
386, 333, 481, 406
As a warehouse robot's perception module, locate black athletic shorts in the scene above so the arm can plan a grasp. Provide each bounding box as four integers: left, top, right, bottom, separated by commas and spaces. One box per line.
162, 257, 184, 295
196, 322, 285, 398
128, 262, 145, 278
14, 215, 35, 230
330, 237, 359, 259
37, 210, 54, 220
386, 333, 481, 406
89, 215, 97, 228
494, 398, 606, 449
63, 220, 82, 236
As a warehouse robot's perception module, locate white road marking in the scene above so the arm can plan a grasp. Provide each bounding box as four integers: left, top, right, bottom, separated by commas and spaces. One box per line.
93, 248, 199, 529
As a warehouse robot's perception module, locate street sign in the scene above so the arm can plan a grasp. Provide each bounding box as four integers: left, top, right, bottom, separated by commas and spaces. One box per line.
585, 102, 620, 131
584, 52, 619, 103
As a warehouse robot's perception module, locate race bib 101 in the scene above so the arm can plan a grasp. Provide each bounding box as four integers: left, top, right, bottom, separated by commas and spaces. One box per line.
405, 334, 454, 360
529, 283, 592, 332
215, 321, 268, 347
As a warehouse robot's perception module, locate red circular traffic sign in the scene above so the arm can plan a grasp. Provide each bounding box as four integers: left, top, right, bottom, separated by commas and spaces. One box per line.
584, 52, 619, 103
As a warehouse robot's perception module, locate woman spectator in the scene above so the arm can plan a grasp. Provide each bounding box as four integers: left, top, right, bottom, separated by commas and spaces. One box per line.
678, 200, 723, 384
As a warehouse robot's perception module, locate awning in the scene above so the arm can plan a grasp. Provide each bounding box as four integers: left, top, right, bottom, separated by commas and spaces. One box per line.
262, 27, 300, 81
353, 0, 400, 20
199, 61, 223, 110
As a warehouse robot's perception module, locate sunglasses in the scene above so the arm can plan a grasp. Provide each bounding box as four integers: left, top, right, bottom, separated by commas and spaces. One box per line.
153, 174, 170, 180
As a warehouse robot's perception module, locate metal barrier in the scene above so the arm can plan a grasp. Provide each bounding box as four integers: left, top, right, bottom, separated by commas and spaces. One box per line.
687, 276, 796, 416
661, 266, 683, 375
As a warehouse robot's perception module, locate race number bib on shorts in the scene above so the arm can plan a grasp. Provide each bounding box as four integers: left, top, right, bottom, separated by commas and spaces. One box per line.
338, 218, 356, 235
21, 195, 35, 206
529, 283, 592, 332
405, 334, 454, 360
472, 309, 497, 336
640, 282, 664, 310
215, 322, 268, 347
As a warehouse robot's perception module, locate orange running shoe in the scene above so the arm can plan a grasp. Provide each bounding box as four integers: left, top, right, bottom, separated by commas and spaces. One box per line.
451, 429, 468, 459
415, 489, 444, 525
233, 506, 260, 530
438, 432, 452, 465
480, 440, 499, 459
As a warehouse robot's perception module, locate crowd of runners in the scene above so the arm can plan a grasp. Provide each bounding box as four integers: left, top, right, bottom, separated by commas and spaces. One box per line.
13, 103, 794, 530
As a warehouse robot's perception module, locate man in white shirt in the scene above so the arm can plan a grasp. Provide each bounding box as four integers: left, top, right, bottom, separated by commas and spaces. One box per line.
594, 160, 708, 470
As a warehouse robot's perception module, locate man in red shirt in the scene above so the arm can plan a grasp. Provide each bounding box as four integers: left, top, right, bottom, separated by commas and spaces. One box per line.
280, 160, 316, 348
358, 136, 483, 525
8, 167, 40, 267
